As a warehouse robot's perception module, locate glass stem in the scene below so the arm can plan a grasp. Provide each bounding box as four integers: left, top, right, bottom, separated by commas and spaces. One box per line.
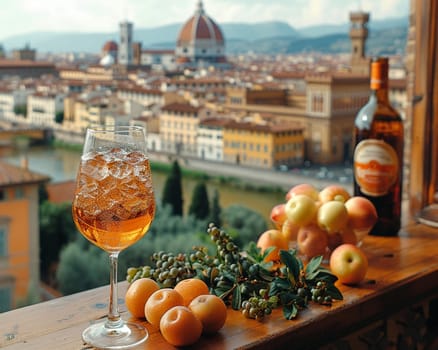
106, 252, 123, 329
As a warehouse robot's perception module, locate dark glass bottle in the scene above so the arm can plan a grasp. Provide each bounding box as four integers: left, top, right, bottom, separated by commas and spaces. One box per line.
353, 57, 404, 236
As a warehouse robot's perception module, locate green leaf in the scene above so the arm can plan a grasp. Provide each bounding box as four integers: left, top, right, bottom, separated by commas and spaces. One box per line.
222, 271, 237, 283
315, 271, 338, 284
269, 277, 291, 295
279, 292, 299, 305
258, 267, 275, 282
279, 250, 301, 281
305, 255, 323, 277
326, 284, 343, 300
232, 284, 242, 310
283, 304, 298, 320
246, 241, 262, 261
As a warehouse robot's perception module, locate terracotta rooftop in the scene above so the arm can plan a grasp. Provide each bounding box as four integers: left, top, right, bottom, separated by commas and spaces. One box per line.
46, 180, 76, 204
0, 161, 50, 188
0, 59, 55, 68
225, 120, 303, 133
161, 102, 201, 114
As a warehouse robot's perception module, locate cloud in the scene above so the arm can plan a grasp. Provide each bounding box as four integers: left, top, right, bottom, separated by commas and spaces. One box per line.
0, 0, 409, 40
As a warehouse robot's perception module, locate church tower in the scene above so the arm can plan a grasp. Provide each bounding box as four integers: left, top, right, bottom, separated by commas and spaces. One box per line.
118, 21, 133, 66
349, 11, 370, 74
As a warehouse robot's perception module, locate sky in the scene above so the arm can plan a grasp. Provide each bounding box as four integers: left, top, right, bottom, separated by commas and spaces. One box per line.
0, 0, 410, 40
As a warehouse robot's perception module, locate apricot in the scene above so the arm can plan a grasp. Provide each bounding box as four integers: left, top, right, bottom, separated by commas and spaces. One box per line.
160, 306, 203, 347
174, 278, 210, 306
189, 294, 227, 334
124, 278, 160, 319
144, 288, 184, 327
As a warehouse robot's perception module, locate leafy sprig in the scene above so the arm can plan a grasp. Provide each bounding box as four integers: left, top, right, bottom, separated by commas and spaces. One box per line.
126, 224, 343, 321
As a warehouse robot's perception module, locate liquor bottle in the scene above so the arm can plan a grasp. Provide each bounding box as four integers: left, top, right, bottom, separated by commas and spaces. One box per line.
353, 57, 404, 236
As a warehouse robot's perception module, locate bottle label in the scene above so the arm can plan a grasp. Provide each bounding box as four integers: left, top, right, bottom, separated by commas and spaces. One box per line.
354, 139, 399, 196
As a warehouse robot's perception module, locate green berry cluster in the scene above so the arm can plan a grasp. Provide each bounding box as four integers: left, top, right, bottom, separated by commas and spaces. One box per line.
126, 251, 197, 288
241, 288, 279, 321
310, 281, 333, 306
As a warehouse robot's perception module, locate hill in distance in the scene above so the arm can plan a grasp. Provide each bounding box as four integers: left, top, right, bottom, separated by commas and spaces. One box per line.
1, 16, 408, 56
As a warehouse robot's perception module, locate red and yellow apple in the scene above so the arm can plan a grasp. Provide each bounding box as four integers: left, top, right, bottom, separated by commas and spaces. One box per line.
286, 183, 319, 201
317, 200, 349, 233
285, 194, 317, 226
297, 224, 329, 259
344, 196, 378, 240
281, 219, 300, 242
270, 203, 287, 229
329, 243, 368, 285
319, 185, 351, 203
256, 229, 289, 262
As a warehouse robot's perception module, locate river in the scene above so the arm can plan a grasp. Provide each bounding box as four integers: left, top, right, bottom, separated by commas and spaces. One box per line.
1, 146, 285, 221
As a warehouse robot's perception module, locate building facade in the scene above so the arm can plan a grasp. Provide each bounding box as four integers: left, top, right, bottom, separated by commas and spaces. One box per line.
159, 102, 202, 157
222, 119, 305, 169
0, 162, 49, 312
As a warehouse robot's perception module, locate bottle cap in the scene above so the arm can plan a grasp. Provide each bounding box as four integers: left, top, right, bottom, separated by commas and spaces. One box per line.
370, 57, 389, 90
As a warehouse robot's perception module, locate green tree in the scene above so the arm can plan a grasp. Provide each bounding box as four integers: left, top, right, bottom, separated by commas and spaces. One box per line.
14, 104, 27, 117
38, 184, 49, 205
161, 160, 183, 216
39, 201, 77, 284
189, 182, 210, 220
222, 204, 268, 249
208, 189, 222, 227
56, 242, 109, 295
56, 205, 208, 294
55, 111, 64, 124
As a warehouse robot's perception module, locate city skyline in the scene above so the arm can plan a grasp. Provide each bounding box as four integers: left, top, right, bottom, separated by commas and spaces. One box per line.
0, 0, 409, 41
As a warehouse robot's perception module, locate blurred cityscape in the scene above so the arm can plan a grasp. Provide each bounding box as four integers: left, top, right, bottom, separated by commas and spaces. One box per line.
0, 1, 409, 311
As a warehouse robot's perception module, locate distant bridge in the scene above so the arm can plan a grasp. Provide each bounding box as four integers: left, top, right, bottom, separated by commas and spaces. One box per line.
0, 125, 53, 146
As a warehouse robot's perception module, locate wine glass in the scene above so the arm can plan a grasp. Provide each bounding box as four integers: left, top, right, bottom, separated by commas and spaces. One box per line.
72, 125, 155, 349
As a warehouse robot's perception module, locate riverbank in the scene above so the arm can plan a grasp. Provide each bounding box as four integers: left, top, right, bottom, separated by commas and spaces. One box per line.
148, 151, 353, 194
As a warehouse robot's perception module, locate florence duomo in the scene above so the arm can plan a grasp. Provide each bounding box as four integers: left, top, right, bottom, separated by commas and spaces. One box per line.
99, 0, 228, 70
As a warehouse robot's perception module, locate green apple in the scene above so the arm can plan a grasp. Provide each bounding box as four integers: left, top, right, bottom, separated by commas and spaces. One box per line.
285, 194, 317, 226
317, 200, 349, 233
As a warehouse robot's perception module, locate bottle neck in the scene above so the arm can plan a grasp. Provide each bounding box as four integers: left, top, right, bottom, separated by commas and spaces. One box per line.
370, 57, 390, 104
371, 85, 389, 103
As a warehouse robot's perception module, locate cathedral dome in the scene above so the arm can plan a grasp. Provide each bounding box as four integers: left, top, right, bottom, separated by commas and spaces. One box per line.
102, 40, 118, 53
177, 1, 224, 46
175, 1, 226, 67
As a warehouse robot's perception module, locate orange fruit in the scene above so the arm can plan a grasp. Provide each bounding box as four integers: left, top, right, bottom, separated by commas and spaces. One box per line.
144, 288, 184, 327
174, 278, 210, 306
189, 294, 227, 334
160, 306, 203, 347
256, 229, 289, 262
124, 278, 160, 319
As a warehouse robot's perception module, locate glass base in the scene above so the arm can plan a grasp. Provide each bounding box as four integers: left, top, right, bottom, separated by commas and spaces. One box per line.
82, 320, 148, 349
417, 204, 438, 228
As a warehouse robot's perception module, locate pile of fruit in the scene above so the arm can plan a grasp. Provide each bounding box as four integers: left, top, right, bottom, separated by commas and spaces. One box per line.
125, 277, 227, 347
125, 183, 374, 346
268, 184, 377, 261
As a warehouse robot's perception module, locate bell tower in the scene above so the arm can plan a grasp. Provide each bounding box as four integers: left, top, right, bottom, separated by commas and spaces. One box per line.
349, 11, 370, 74
118, 20, 133, 66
